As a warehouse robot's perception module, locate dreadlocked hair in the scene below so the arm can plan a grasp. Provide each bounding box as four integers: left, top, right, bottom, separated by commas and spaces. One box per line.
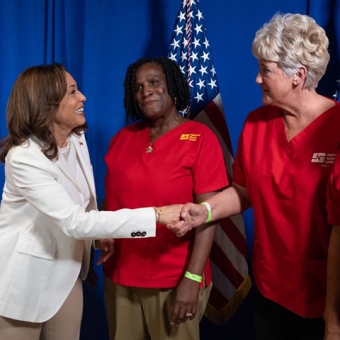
123, 57, 190, 122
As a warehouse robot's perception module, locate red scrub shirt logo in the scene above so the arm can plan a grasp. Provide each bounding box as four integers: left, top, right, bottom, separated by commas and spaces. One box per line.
180, 133, 201, 141
311, 152, 336, 166
311, 153, 326, 163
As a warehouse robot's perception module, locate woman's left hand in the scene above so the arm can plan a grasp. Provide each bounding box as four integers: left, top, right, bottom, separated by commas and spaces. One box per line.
169, 277, 200, 326
96, 239, 115, 265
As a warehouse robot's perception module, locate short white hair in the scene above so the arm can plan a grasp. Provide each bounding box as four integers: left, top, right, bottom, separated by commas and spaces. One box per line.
252, 13, 330, 89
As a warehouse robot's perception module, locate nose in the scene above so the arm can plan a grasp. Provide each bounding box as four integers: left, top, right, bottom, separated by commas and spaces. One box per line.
77, 90, 86, 102
255, 72, 262, 84
141, 86, 152, 98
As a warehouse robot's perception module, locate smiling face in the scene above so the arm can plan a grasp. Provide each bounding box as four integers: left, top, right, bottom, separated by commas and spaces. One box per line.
53, 72, 86, 138
134, 62, 174, 120
255, 60, 294, 107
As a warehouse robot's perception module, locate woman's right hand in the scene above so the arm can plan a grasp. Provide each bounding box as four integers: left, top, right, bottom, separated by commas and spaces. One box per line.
157, 204, 182, 226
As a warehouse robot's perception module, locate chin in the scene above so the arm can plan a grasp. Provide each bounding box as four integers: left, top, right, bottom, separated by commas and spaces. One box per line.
261, 97, 272, 106
77, 115, 86, 122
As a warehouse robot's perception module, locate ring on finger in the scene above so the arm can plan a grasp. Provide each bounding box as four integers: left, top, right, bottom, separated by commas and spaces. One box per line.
186, 312, 193, 317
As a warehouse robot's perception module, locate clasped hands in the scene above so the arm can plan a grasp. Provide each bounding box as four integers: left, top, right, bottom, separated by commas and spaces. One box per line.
159, 203, 208, 237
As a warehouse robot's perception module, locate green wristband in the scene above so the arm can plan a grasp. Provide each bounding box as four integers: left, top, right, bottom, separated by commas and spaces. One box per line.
200, 201, 212, 223
184, 271, 202, 283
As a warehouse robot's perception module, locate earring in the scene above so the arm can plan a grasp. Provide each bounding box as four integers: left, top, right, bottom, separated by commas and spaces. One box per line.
174, 97, 177, 105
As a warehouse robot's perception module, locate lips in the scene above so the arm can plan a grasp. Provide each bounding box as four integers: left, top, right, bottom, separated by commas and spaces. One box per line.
143, 100, 157, 108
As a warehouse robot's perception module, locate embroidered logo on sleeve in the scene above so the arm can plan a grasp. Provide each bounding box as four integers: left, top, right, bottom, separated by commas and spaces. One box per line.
311, 152, 336, 165
180, 133, 201, 141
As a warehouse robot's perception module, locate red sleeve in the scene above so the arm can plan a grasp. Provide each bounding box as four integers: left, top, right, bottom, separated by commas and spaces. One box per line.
232, 121, 247, 188
327, 152, 340, 226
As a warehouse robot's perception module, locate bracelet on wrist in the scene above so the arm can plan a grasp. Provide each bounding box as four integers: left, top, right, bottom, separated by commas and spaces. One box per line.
153, 206, 162, 222
200, 201, 212, 223
184, 270, 202, 283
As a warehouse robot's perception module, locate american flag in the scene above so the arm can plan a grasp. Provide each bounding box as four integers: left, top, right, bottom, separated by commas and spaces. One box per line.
168, 0, 251, 324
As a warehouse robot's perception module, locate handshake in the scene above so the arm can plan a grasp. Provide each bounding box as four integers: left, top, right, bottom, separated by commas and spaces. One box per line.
156, 203, 211, 237
95, 202, 213, 267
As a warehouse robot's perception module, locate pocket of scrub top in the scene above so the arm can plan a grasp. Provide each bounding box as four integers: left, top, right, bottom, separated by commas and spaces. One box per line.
16, 238, 56, 260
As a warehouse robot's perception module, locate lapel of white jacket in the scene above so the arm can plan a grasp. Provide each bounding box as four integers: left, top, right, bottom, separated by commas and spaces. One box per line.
70, 134, 96, 200
54, 134, 96, 200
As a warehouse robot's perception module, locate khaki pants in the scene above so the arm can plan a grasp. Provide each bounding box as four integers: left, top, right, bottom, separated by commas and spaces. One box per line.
104, 276, 212, 340
0, 278, 83, 340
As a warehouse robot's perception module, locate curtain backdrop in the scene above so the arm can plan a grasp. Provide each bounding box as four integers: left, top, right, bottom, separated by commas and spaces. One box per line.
0, 1, 338, 339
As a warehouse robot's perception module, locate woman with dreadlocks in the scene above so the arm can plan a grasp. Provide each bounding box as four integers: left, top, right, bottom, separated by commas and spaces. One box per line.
101, 57, 228, 340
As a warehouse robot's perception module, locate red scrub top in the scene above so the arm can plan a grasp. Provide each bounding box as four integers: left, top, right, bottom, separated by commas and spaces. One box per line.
104, 120, 228, 288
233, 103, 340, 317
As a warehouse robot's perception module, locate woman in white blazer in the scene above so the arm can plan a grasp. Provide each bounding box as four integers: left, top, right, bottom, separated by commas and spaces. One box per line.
0, 64, 185, 340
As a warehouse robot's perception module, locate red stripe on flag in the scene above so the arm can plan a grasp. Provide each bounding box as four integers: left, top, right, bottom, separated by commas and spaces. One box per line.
218, 217, 248, 259
208, 286, 230, 311
210, 241, 245, 288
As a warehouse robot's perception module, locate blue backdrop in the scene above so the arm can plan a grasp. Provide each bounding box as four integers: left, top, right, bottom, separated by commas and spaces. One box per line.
1, 1, 339, 339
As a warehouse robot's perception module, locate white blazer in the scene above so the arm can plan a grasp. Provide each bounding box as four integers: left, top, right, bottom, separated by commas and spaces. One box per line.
0, 133, 156, 322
